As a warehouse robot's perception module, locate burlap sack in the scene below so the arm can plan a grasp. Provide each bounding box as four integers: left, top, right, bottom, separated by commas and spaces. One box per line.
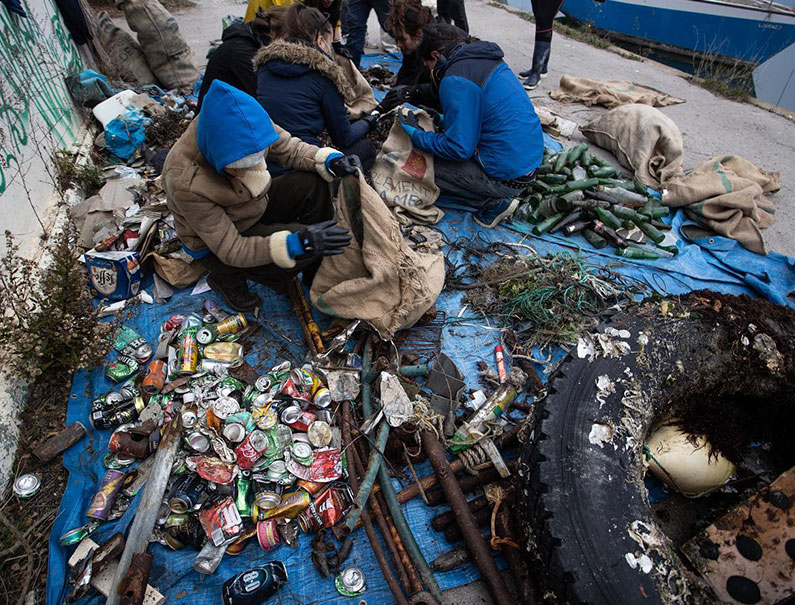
370, 108, 442, 225
662, 155, 781, 255
97, 11, 156, 86
333, 53, 378, 120
581, 104, 683, 188
550, 75, 685, 109
310, 173, 445, 339
119, 0, 199, 91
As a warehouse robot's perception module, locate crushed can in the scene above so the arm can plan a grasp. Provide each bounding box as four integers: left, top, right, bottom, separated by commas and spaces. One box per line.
221, 562, 288, 605
142, 360, 167, 395
256, 519, 281, 551
215, 313, 247, 337
86, 469, 126, 520
168, 474, 206, 513
235, 430, 269, 470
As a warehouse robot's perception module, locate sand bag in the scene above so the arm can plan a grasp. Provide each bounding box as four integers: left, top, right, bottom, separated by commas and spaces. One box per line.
310, 172, 445, 339
370, 108, 442, 225
119, 0, 199, 91
550, 75, 685, 109
96, 11, 156, 86
333, 53, 378, 120
662, 155, 781, 255
581, 104, 683, 188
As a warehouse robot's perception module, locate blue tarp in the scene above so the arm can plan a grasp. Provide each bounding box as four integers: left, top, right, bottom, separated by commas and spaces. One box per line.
47, 53, 795, 604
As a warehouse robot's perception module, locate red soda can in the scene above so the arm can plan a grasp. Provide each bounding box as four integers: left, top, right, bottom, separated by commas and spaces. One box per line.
280, 406, 315, 432
256, 519, 281, 551
86, 469, 126, 520
235, 430, 269, 470
142, 360, 167, 395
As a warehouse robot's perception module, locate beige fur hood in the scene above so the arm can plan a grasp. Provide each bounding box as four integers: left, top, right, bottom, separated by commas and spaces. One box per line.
253, 39, 355, 101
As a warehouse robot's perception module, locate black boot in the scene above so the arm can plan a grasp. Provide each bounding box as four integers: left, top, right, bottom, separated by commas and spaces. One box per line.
521, 41, 551, 90
207, 273, 262, 312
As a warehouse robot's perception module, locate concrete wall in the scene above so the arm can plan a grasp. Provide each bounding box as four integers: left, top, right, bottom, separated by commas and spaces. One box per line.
0, 0, 85, 490
0, 0, 85, 255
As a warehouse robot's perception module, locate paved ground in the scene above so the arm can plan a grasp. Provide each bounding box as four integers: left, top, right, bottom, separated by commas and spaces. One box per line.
109, 0, 794, 600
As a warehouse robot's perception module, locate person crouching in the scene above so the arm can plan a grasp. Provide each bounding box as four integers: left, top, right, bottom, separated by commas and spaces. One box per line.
162, 80, 360, 312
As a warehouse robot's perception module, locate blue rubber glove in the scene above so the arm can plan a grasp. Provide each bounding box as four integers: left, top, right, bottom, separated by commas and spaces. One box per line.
325, 151, 344, 173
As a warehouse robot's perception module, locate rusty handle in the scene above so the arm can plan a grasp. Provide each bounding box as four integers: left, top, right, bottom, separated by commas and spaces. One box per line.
421, 430, 514, 605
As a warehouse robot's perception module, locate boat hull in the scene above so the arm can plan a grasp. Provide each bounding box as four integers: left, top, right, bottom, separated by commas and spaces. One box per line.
561, 0, 795, 63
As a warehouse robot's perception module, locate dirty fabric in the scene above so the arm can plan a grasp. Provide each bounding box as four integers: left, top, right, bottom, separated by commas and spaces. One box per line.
662, 155, 781, 255
581, 104, 683, 187
310, 172, 445, 338
371, 107, 443, 224
333, 52, 379, 120
550, 74, 685, 109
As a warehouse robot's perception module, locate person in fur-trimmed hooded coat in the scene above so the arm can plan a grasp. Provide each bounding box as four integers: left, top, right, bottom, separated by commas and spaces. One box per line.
254, 4, 377, 170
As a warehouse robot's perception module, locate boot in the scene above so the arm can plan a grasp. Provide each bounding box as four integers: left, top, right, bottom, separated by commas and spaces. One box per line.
521, 41, 551, 90
207, 273, 262, 312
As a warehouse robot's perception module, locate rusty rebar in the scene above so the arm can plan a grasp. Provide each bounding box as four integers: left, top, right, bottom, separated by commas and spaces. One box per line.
431, 496, 490, 531
424, 462, 516, 507
498, 510, 537, 605
421, 430, 513, 605
288, 277, 324, 353
341, 401, 408, 605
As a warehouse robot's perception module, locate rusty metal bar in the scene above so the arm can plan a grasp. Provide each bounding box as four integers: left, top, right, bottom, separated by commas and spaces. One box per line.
119, 552, 152, 605
341, 401, 408, 605
424, 462, 517, 507
498, 510, 537, 605
107, 416, 182, 605
431, 496, 489, 531
421, 430, 513, 605
288, 277, 324, 353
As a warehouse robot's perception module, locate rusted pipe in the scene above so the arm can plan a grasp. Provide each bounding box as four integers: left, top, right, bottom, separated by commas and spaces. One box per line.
351, 427, 418, 594
119, 552, 152, 605
424, 463, 516, 507
443, 506, 493, 542
288, 277, 324, 353
397, 425, 521, 504
498, 510, 537, 605
341, 401, 408, 605
431, 496, 489, 531
421, 430, 513, 605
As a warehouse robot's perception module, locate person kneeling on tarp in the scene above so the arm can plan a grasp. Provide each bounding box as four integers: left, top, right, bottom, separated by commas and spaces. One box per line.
162, 80, 360, 312
398, 23, 544, 228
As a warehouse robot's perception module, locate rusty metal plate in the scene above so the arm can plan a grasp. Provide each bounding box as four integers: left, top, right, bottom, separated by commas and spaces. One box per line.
682, 466, 795, 604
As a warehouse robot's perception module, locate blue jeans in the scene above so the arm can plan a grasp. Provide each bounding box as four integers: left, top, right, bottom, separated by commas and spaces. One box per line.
434, 158, 526, 210
343, 0, 390, 66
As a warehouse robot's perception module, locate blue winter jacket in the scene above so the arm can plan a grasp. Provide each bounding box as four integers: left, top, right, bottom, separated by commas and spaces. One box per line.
411, 41, 544, 181
254, 39, 369, 149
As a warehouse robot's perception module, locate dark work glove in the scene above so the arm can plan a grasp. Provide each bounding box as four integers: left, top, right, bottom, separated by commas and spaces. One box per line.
332, 40, 353, 61
398, 109, 424, 138
361, 111, 380, 130
327, 154, 363, 177
300, 220, 352, 256
419, 105, 444, 130
377, 85, 412, 113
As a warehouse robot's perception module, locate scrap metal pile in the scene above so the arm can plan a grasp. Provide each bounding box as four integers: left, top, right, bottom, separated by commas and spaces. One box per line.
515, 144, 678, 260
61, 292, 535, 604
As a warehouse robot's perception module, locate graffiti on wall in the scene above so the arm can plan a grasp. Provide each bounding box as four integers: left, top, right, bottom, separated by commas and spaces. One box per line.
0, 0, 83, 194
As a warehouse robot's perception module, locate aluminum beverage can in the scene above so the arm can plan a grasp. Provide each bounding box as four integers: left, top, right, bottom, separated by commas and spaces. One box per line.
252, 473, 283, 510
260, 490, 310, 520
86, 469, 126, 520
134, 343, 153, 364
169, 474, 205, 513
216, 313, 247, 336
213, 397, 240, 420
194, 541, 225, 575
196, 326, 216, 345
335, 567, 366, 596
235, 474, 253, 518
256, 519, 281, 550
186, 430, 211, 453
178, 329, 199, 376
280, 406, 315, 432
307, 421, 332, 448
254, 376, 272, 392
311, 386, 332, 408
223, 422, 247, 443
142, 359, 167, 395
235, 430, 269, 470
291, 442, 314, 466
203, 299, 227, 323
13, 473, 41, 498
182, 408, 198, 429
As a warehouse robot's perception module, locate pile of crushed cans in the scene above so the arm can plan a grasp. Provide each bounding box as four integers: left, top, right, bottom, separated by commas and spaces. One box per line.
63, 299, 367, 601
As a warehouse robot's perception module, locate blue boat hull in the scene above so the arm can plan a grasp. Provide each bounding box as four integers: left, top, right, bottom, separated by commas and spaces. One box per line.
561, 0, 795, 63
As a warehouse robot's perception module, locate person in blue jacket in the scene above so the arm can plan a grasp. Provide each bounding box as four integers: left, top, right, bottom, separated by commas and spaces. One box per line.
254, 3, 378, 172
399, 23, 544, 228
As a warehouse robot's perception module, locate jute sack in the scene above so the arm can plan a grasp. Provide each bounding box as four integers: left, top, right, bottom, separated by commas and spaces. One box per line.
310, 172, 445, 339
662, 155, 780, 255
333, 53, 378, 120
550, 75, 685, 109
97, 11, 156, 86
581, 104, 683, 188
119, 0, 199, 91
371, 108, 442, 225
